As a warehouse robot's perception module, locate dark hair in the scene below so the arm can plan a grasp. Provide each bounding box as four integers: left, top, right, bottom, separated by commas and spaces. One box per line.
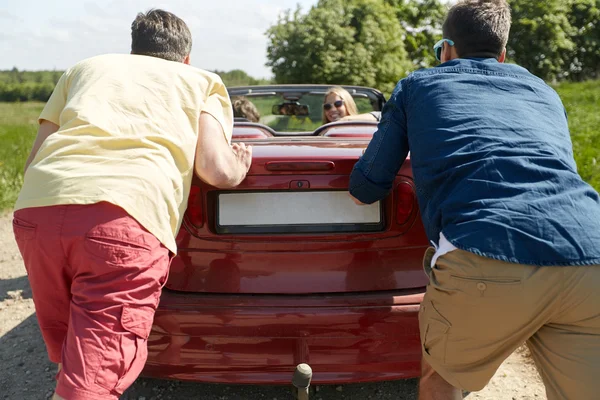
442, 0, 511, 59
232, 97, 260, 123
131, 9, 192, 62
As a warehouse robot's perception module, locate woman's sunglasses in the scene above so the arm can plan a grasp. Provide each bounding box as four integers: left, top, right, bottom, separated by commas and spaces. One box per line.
323, 100, 344, 111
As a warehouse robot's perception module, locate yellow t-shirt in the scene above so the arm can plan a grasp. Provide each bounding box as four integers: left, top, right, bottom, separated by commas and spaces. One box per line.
14, 53, 233, 254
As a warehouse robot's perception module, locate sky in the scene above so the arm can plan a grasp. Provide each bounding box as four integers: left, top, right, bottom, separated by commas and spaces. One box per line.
0, 0, 320, 79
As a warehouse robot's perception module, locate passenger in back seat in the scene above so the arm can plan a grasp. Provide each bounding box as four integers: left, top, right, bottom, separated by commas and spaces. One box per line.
232, 96, 260, 123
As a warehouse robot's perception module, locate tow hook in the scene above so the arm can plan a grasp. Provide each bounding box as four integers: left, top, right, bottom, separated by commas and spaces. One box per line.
292, 363, 313, 400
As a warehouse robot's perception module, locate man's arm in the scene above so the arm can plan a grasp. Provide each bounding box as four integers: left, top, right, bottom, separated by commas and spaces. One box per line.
24, 120, 60, 173
25, 70, 69, 173
348, 81, 410, 205
195, 112, 252, 188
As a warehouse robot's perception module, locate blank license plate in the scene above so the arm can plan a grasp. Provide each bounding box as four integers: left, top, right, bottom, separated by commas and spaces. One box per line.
216, 191, 383, 234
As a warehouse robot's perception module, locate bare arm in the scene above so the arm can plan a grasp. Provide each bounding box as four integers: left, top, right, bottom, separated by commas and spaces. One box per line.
24, 120, 59, 173
195, 112, 252, 188
340, 113, 379, 122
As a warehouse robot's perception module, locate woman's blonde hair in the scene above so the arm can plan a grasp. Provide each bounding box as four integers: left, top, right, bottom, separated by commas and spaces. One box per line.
322, 86, 359, 124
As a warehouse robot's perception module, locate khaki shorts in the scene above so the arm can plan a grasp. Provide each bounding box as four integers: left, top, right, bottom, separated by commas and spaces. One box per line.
419, 247, 600, 400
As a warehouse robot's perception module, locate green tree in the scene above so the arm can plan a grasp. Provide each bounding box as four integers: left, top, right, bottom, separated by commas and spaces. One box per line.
214, 69, 271, 87
508, 0, 576, 81
387, 0, 447, 69
8, 67, 24, 84
266, 0, 412, 95
567, 0, 600, 81
52, 70, 62, 85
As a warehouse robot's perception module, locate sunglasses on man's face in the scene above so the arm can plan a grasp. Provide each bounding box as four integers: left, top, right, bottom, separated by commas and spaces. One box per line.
323, 100, 344, 111
433, 38, 455, 62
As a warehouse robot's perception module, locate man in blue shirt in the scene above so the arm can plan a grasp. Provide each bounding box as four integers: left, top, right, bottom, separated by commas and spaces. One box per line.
349, 0, 600, 398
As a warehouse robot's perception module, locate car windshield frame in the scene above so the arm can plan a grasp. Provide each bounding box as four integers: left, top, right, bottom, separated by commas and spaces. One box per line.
229, 85, 386, 136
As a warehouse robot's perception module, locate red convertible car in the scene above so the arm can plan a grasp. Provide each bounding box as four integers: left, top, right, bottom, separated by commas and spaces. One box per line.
142, 85, 429, 385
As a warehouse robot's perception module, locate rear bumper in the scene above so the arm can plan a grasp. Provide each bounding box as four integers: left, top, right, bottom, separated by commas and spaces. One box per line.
143, 288, 424, 384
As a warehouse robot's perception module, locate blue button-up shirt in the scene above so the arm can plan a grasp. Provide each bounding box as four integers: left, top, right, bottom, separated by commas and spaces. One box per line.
349, 58, 600, 266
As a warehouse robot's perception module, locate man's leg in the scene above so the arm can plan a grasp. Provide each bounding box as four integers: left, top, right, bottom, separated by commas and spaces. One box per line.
54, 363, 62, 398
13, 206, 72, 399
419, 247, 460, 399
55, 202, 170, 400
418, 249, 564, 395
419, 357, 461, 400
525, 264, 600, 400
13, 207, 72, 364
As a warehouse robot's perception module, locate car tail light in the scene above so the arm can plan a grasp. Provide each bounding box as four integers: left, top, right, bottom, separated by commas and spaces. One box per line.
187, 186, 203, 227
396, 182, 415, 225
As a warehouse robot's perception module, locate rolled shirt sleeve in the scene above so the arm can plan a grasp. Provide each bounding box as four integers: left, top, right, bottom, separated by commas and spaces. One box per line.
349, 79, 410, 204
38, 71, 69, 126
202, 77, 234, 144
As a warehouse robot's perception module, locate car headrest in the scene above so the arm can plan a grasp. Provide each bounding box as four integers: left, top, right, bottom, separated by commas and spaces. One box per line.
232, 126, 274, 139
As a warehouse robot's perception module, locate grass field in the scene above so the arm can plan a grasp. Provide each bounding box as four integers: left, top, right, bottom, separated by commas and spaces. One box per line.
0, 102, 44, 210
552, 80, 600, 191
1, 81, 599, 210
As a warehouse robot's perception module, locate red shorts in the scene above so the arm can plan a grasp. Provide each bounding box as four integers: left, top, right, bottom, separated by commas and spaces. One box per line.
13, 202, 171, 400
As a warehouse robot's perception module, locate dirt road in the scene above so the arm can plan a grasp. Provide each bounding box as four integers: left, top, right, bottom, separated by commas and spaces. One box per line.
0, 213, 546, 399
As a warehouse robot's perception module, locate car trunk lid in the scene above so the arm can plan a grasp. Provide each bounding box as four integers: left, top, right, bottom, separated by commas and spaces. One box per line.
166, 139, 429, 294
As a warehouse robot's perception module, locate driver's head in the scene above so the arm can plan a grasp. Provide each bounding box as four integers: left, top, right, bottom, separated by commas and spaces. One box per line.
441, 0, 511, 63
131, 9, 192, 64
322, 87, 359, 124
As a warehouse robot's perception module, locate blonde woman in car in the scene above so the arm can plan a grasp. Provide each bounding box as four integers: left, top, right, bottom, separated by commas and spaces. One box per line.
322, 86, 380, 124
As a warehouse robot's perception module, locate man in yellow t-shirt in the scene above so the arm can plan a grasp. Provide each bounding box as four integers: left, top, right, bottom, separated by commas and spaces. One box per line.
12, 9, 252, 400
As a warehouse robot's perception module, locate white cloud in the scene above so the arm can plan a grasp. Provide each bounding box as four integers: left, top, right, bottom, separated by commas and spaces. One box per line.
2, 0, 453, 76
0, 10, 23, 21
1, 0, 318, 77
